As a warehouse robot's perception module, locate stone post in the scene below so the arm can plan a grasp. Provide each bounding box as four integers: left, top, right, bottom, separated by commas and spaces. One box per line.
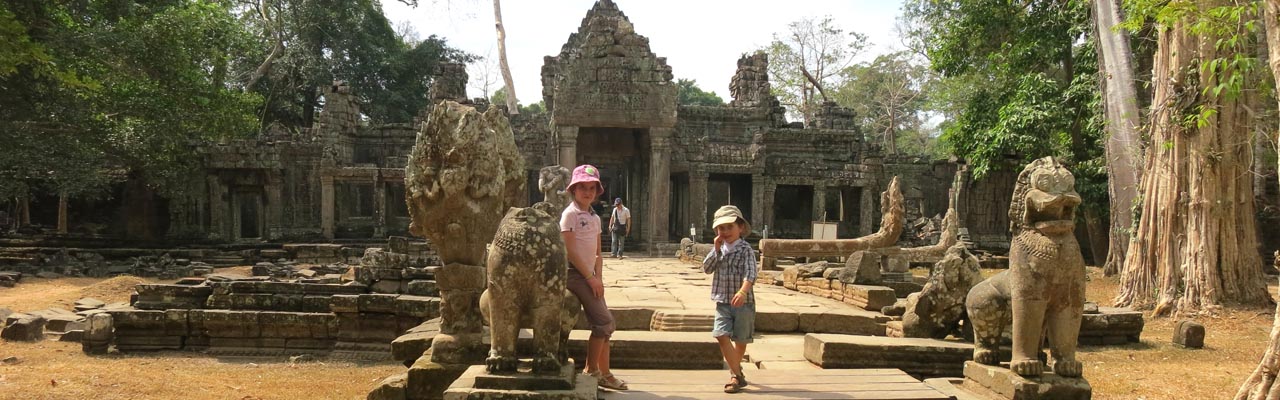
17, 194, 30, 227
207, 174, 227, 240
321, 174, 335, 239
860, 184, 876, 236
689, 166, 709, 240
647, 129, 672, 247
813, 183, 828, 223
374, 180, 387, 238
752, 176, 769, 229
556, 125, 579, 169
266, 172, 284, 240
57, 191, 68, 234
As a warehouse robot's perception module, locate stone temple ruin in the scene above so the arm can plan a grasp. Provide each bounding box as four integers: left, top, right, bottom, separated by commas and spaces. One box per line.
0, 0, 1020, 256
0, 2, 1153, 400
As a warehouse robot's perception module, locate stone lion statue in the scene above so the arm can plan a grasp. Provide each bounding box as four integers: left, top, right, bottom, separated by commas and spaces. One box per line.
479, 202, 579, 374
538, 166, 572, 212
965, 157, 1085, 378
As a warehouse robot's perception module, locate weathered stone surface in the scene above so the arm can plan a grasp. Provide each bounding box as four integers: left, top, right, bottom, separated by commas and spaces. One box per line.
901, 244, 982, 339
796, 308, 887, 336
82, 313, 113, 354
444, 364, 595, 400
405, 280, 439, 296
198, 310, 261, 338
565, 330, 722, 369
392, 319, 441, 363
963, 361, 1091, 400
755, 306, 799, 333
804, 334, 973, 377
134, 284, 213, 310
330, 294, 360, 313
839, 251, 883, 285
359, 294, 400, 314
1079, 307, 1144, 345
74, 298, 106, 312
1173, 320, 1205, 349
2, 313, 46, 341
966, 157, 1086, 378
649, 310, 714, 332
842, 284, 897, 311
406, 358, 471, 400
368, 372, 408, 400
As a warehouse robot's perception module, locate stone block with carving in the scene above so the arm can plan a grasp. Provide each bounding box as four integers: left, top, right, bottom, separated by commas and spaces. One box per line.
901, 244, 982, 339
966, 157, 1085, 378
477, 204, 570, 374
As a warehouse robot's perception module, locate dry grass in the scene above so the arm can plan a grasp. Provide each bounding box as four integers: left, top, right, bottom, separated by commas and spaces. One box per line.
1081, 267, 1275, 400
0, 341, 402, 400
0, 271, 402, 400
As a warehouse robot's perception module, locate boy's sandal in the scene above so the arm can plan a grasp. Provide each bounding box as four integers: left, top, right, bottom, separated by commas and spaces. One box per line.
599, 373, 628, 391
724, 375, 743, 393
737, 372, 748, 387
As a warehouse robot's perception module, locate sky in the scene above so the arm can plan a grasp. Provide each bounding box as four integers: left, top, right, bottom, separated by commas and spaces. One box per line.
381, 0, 908, 104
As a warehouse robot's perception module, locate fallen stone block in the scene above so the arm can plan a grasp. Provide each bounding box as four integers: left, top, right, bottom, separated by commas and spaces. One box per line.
843, 284, 898, 311
368, 372, 408, 400
1, 313, 46, 341
395, 295, 440, 319
405, 280, 440, 296
1079, 307, 1144, 345
1173, 320, 1205, 349
74, 298, 106, 312
649, 310, 713, 332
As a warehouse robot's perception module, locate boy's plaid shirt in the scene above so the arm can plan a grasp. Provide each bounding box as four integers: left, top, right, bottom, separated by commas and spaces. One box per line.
701, 238, 758, 304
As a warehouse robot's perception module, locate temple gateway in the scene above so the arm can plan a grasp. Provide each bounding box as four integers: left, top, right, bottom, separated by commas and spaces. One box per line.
170, 0, 1010, 252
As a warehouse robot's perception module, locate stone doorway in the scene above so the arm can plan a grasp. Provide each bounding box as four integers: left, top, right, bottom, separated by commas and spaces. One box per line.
233, 190, 264, 240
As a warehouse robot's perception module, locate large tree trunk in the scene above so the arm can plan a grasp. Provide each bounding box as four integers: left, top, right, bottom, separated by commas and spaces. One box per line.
1093, 0, 1144, 276
493, 0, 519, 114
1116, 0, 1273, 316
1235, 2, 1280, 398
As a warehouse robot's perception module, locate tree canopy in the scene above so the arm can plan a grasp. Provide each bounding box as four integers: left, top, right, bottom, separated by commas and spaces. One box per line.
676, 79, 725, 106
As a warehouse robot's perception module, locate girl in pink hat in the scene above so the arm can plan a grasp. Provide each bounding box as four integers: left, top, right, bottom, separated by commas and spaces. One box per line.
559, 164, 627, 391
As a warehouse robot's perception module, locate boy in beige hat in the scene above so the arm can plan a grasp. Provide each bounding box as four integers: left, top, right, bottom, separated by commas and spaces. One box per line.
701, 205, 756, 393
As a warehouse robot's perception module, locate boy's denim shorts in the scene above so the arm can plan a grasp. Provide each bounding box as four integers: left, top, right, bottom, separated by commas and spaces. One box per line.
712, 301, 755, 343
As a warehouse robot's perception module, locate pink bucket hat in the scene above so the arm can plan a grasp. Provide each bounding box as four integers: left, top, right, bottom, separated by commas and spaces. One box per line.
567, 164, 603, 191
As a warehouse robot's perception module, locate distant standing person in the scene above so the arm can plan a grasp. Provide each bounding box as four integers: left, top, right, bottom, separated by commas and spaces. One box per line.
609, 198, 631, 258
702, 205, 757, 394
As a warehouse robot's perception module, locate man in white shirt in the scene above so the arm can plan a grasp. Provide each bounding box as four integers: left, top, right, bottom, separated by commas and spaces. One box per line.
609, 198, 631, 258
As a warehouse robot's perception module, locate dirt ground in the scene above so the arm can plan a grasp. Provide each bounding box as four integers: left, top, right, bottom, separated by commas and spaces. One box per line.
0, 266, 1274, 399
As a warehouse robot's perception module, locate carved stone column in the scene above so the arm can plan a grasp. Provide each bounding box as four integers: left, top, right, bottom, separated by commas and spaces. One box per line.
555, 125, 578, 169
321, 174, 335, 239
207, 174, 228, 240
751, 175, 767, 229
265, 171, 284, 240
688, 166, 709, 240
647, 128, 672, 247
813, 183, 828, 222
373, 180, 387, 238
860, 184, 876, 236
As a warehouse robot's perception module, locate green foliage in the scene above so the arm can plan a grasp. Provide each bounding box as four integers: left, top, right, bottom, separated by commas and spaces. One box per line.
0, 1, 262, 198
233, 0, 471, 127
676, 79, 725, 106
903, 0, 1107, 213
834, 51, 941, 157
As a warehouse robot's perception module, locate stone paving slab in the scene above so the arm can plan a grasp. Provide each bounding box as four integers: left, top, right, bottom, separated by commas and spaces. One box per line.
599, 368, 950, 399
598, 257, 894, 335
805, 334, 973, 378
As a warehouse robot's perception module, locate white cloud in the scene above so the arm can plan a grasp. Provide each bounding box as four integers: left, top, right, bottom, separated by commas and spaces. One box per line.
382, 0, 905, 103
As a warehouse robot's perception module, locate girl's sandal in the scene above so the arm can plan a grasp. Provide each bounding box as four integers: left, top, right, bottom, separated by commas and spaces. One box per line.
723, 375, 743, 394
599, 373, 628, 391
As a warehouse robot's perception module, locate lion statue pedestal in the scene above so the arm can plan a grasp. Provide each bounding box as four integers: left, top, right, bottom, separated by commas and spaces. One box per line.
961, 157, 1091, 400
